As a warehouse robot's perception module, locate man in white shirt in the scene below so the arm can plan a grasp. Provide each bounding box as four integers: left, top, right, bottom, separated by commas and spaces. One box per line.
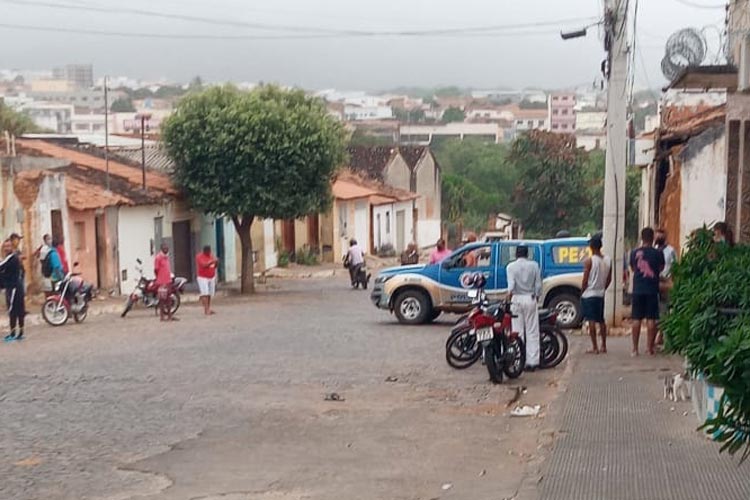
345, 238, 365, 288
506, 245, 543, 371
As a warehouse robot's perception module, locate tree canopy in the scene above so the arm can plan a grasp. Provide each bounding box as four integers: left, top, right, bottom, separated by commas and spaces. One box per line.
0, 102, 40, 136
509, 131, 589, 238
110, 97, 136, 113
441, 107, 466, 123
162, 85, 346, 293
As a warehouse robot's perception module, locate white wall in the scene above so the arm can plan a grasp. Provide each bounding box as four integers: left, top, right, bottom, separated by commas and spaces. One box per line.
262, 218, 277, 271
679, 128, 727, 250
354, 200, 369, 251
372, 201, 415, 253
118, 204, 167, 293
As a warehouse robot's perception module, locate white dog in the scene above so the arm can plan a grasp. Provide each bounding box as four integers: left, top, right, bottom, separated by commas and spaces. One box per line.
664, 372, 691, 402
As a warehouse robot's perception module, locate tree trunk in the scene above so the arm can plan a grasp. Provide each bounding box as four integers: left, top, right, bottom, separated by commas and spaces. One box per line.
232, 214, 255, 294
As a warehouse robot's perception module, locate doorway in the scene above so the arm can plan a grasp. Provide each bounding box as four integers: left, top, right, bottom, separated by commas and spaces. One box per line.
215, 218, 226, 282
307, 215, 319, 251
282, 219, 295, 254
95, 214, 106, 289
51, 209, 64, 241
396, 210, 406, 252
171, 220, 193, 282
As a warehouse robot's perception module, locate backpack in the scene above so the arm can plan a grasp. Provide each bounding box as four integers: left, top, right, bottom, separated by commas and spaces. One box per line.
41, 251, 53, 278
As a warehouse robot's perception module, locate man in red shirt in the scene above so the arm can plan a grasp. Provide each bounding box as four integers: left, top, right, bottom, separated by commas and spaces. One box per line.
56, 236, 69, 275
196, 245, 219, 316
154, 243, 176, 321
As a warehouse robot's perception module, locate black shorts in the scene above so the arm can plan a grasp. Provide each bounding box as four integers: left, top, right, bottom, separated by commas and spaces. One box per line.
631, 293, 659, 320
581, 297, 605, 323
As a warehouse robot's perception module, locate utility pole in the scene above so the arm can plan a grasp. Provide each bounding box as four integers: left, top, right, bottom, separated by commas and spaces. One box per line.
602, 0, 628, 326
104, 75, 110, 191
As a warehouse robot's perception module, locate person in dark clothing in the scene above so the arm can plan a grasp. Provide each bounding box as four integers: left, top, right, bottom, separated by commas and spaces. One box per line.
629, 227, 665, 356
0, 240, 26, 342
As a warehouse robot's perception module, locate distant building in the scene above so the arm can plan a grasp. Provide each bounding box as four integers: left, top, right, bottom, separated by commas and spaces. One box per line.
574, 109, 606, 151
400, 123, 504, 144
27, 88, 111, 110
53, 64, 94, 89
513, 109, 549, 136
548, 92, 577, 133
30, 79, 76, 93
21, 102, 74, 133
344, 104, 394, 121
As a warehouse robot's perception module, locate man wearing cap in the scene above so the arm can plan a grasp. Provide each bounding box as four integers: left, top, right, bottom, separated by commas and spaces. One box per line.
581, 236, 612, 354
506, 245, 542, 371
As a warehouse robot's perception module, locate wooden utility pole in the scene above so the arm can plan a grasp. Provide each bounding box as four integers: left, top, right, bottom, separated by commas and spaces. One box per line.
602, 0, 629, 326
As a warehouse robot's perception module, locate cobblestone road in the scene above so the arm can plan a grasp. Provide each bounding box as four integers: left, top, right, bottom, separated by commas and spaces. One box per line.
1, 278, 565, 500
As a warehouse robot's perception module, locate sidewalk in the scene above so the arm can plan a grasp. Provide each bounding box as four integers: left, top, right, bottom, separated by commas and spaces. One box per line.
527, 337, 750, 500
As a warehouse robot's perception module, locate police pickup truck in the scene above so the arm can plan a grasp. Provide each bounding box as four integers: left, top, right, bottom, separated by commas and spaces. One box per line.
370, 237, 590, 328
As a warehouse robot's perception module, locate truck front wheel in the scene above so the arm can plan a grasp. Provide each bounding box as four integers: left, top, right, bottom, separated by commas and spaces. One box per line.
547, 293, 582, 329
394, 290, 431, 325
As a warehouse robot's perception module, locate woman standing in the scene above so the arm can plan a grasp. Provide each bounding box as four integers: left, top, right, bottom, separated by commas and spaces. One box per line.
0, 240, 26, 342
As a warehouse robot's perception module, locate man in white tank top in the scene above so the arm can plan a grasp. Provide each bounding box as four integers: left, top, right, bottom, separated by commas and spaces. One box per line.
581, 237, 612, 354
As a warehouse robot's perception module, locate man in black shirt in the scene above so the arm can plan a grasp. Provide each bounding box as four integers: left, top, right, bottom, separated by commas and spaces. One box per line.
0, 239, 26, 342
629, 227, 665, 356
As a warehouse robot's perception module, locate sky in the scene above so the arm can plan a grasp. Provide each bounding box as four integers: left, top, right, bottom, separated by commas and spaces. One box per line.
0, 0, 729, 91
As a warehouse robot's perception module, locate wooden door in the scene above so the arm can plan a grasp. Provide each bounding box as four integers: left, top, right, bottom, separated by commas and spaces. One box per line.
307, 215, 319, 251
171, 220, 193, 282
282, 219, 296, 254
95, 214, 106, 289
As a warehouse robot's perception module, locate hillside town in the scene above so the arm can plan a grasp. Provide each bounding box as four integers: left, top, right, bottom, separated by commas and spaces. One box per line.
1, 1, 750, 500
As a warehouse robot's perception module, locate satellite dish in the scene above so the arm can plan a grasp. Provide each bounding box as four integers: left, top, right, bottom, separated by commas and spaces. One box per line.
661, 28, 707, 81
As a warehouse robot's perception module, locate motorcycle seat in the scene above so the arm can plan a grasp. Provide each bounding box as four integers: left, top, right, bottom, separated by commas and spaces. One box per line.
538, 308, 555, 321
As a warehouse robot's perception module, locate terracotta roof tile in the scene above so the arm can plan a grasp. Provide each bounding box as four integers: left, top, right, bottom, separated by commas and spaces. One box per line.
659, 104, 726, 141
15, 139, 177, 195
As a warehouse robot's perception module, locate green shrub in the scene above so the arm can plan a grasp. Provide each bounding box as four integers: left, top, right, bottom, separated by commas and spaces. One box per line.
277, 250, 290, 268
295, 245, 319, 266
662, 227, 750, 462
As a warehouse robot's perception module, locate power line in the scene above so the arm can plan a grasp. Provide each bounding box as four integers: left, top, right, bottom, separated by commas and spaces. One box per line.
672, 0, 727, 9
0, 22, 588, 40
0, 0, 599, 37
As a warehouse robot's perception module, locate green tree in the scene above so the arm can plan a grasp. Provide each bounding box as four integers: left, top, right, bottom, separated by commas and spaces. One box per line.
0, 102, 40, 136
110, 97, 136, 112
162, 85, 346, 294
434, 139, 516, 235
441, 106, 465, 123
508, 131, 588, 238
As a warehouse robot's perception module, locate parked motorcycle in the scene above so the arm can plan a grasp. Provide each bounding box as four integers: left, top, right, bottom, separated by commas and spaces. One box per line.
121, 259, 187, 318
446, 292, 568, 371
42, 264, 95, 326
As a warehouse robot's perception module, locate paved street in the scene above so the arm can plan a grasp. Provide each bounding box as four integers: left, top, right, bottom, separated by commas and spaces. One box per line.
1, 278, 565, 500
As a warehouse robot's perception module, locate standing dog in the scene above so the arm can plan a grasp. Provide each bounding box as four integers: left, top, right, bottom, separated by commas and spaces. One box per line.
664, 372, 691, 402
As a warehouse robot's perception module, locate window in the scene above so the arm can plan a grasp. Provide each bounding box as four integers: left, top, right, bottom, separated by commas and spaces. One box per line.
516, 120, 523, 126
385, 211, 391, 234
445, 245, 492, 268
553, 109, 559, 115
562, 109, 568, 115
500, 245, 537, 266
527, 120, 533, 127
74, 221, 86, 250
562, 124, 568, 129
552, 124, 559, 130
537, 120, 545, 127
552, 96, 559, 101
562, 96, 569, 101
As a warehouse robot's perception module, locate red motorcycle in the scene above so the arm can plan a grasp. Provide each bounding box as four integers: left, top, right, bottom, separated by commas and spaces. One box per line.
121, 259, 187, 318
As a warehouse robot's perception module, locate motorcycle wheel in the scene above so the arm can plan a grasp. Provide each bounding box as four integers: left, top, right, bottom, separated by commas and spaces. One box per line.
503, 338, 526, 379
484, 341, 504, 384
169, 293, 181, 316
121, 297, 135, 318
445, 327, 481, 369
42, 298, 69, 327
545, 327, 568, 369
73, 305, 88, 323
540, 328, 561, 368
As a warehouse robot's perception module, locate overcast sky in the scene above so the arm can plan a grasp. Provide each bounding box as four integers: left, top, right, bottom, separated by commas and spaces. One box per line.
0, 0, 728, 90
